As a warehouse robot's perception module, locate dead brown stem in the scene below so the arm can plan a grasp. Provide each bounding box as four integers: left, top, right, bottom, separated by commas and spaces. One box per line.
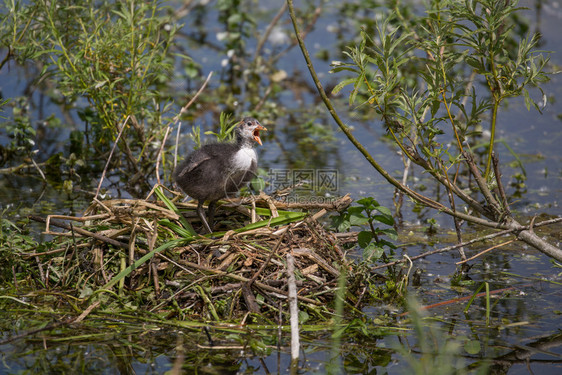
95, 115, 131, 200
29, 215, 129, 250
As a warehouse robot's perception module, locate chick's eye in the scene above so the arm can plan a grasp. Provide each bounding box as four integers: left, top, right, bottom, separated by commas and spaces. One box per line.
246, 121, 252, 126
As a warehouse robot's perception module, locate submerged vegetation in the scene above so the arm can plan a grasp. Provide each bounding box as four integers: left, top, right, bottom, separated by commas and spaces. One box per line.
1, 0, 561, 373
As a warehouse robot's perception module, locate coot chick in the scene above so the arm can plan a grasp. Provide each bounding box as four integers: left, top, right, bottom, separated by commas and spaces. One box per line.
173, 117, 266, 233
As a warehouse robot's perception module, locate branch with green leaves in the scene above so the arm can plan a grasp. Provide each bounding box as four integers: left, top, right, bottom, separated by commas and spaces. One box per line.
286, 0, 561, 261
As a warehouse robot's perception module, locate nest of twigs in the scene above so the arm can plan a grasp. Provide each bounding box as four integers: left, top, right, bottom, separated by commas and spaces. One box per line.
29, 187, 358, 320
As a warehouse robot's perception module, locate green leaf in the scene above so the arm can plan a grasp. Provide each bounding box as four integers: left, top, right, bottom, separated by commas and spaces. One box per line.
349, 212, 369, 226
465, 56, 484, 71
522, 88, 532, 111
332, 215, 351, 232
374, 205, 392, 216
379, 228, 398, 241
357, 197, 379, 209
347, 206, 364, 215
250, 176, 265, 191
253, 207, 304, 218
349, 73, 364, 105
298, 310, 310, 324
363, 242, 384, 261
330, 66, 360, 75
79, 286, 93, 299
357, 230, 373, 248
464, 339, 481, 355
331, 77, 357, 95
378, 239, 397, 250
373, 213, 394, 226
227, 13, 242, 27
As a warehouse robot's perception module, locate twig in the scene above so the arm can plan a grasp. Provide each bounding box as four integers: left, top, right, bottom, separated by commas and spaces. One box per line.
235, 193, 352, 211
91, 198, 113, 215
156, 252, 196, 276
41, 213, 111, 223
492, 151, 511, 215
463, 151, 501, 217
151, 261, 161, 298
0, 299, 102, 344
171, 71, 212, 173
399, 286, 516, 316
511, 220, 562, 261
95, 115, 130, 200
0, 318, 74, 345
65, 222, 79, 285
277, 300, 283, 372
171, 0, 196, 20
30, 156, 46, 181
529, 215, 537, 234
249, 228, 289, 285
29, 215, 130, 250
271, 6, 321, 64
172, 71, 213, 124
242, 283, 260, 313
259, 191, 279, 218
253, 85, 273, 113
286, 254, 300, 361
176, 258, 320, 305
34, 254, 45, 286
174, 121, 182, 169
371, 217, 562, 271
437, 158, 466, 260
251, 199, 257, 224
0, 161, 46, 175
292, 248, 339, 277
22, 242, 90, 258
156, 125, 171, 185
74, 301, 101, 323
129, 218, 138, 274
456, 239, 516, 265
253, 2, 288, 62
395, 105, 428, 216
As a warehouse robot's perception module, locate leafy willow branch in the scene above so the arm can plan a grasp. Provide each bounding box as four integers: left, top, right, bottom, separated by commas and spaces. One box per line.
286, 0, 561, 261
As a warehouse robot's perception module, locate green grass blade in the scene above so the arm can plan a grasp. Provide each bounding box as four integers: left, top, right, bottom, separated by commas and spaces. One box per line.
235, 211, 307, 232
485, 282, 490, 326
195, 285, 220, 321
102, 238, 186, 290
154, 186, 196, 236
463, 282, 486, 313
159, 218, 196, 238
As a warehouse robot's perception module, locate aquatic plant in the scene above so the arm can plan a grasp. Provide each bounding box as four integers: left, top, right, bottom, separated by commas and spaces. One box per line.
287, 0, 561, 261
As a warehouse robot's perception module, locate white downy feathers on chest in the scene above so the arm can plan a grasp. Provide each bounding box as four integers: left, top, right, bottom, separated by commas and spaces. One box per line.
231, 146, 257, 171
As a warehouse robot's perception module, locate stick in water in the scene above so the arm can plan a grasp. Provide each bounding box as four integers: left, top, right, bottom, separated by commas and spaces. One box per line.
286, 254, 300, 362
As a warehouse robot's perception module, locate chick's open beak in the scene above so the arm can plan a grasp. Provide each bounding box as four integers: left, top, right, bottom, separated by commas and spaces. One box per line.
253, 124, 267, 145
